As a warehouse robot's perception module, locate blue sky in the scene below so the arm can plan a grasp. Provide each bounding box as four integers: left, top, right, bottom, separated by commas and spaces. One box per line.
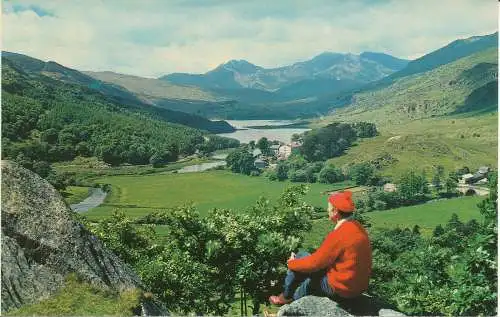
2, 0, 498, 77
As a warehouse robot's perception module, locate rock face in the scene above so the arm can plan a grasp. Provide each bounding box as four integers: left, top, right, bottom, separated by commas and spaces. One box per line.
1, 161, 167, 315
277, 295, 405, 316
278, 296, 351, 316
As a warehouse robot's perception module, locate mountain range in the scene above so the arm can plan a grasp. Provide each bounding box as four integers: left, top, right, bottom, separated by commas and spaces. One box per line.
2, 31, 497, 123
161, 52, 409, 91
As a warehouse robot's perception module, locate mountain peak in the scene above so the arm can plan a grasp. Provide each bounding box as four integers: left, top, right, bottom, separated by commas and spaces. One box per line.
214, 59, 262, 74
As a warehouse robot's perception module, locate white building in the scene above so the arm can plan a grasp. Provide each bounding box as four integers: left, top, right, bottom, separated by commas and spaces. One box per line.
459, 173, 475, 185
278, 145, 292, 160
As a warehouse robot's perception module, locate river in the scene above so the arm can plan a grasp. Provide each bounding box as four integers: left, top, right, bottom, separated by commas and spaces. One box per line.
217, 120, 310, 144
70, 188, 107, 212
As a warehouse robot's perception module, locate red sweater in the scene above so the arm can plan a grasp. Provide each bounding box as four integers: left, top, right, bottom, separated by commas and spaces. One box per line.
288, 220, 372, 298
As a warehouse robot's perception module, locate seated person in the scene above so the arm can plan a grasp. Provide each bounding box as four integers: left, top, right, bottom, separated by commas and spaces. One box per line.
269, 191, 372, 305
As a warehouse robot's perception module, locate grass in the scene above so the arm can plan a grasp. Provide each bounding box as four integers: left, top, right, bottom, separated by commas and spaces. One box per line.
61, 186, 90, 204
319, 113, 497, 179
303, 196, 484, 249
6, 274, 141, 316
83, 170, 355, 220
364, 196, 484, 234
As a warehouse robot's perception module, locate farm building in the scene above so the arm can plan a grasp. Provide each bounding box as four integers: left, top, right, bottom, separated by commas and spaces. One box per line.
459, 173, 475, 185
383, 183, 397, 192
254, 159, 268, 169
278, 145, 292, 160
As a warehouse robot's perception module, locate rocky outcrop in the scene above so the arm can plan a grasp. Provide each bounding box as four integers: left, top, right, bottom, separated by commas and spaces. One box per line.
1, 161, 167, 315
277, 295, 405, 316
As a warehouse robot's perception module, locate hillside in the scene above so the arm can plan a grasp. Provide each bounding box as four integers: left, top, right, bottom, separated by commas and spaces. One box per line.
1, 58, 238, 170
84, 71, 220, 102
1, 52, 234, 134
319, 113, 497, 179
389, 32, 497, 81
322, 47, 498, 125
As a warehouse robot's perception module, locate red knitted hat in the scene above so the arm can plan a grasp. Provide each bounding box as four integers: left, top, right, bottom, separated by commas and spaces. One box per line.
328, 191, 355, 212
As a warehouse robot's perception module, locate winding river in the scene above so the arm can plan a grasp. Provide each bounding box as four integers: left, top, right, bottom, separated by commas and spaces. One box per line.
70, 188, 107, 212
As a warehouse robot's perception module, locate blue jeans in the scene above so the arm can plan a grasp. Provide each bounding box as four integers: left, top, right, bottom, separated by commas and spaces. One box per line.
283, 251, 335, 300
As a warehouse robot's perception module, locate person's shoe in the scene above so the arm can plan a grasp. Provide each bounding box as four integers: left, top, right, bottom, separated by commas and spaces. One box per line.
269, 293, 293, 305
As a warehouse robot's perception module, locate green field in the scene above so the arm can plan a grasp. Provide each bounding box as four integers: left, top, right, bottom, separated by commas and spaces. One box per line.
84, 170, 355, 220
303, 196, 484, 249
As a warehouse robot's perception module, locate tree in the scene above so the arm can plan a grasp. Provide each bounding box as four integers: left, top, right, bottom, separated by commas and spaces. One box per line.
87, 186, 313, 316
291, 133, 302, 142
226, 149, 255, 175
318, 165, 344, 184
349, 163, 376, 186
249, 140, 256, 149
256, 137, 271, 156
397, 170, 429, 203
149, 152, 165, 168
300, 123, 358, 162
275, 163, 289, 181
432, 165, 445, 193
445, 176, 458, 194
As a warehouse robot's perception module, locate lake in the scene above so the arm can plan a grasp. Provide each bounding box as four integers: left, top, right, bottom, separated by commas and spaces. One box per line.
217, 120, 310, 144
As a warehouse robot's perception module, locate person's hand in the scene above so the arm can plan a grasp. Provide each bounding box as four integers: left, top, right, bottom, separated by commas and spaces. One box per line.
288, 252, 296, 262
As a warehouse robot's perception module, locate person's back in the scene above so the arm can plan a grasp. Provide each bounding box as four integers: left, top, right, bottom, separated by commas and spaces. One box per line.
325, 220, 371, 298
270, 190, 372, 306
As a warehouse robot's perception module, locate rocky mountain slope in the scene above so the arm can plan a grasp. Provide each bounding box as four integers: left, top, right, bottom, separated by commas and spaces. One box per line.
160, 52, 408, 91
1, 160, 167, 314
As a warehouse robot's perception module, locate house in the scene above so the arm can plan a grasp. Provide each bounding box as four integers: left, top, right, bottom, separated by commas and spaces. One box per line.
252, 148, 262, 158
478, 166, 491, 175
383, 183, 397, 193
254, 158, 268, 169
270, 144, 280, 155
459, 173, 475, 185
278, 144, 292, 160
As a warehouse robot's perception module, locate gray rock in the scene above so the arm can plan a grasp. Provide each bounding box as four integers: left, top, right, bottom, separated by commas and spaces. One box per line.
277, 296, 352, 316
1, 161, 168, 315
378, 308, 406, 316
277, 295, 406, 316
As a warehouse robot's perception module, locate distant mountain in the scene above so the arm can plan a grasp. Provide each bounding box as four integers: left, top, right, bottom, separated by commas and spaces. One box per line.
359, 52, 409, 71
84, 71, 219, 102
2, 52, 235, 133
160, 52, 409, 91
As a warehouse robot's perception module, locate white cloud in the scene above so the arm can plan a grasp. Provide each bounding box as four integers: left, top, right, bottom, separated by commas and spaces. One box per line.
2, 0, 498, 77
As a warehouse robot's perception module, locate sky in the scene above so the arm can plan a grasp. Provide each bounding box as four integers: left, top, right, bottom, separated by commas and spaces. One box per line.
2, 0, 498, 78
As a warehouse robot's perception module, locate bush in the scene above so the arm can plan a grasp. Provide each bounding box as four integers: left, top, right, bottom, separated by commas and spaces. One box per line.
318, 165, 344, 184
250, 170, 261, 177
289, 169, 307, 182
349, 163, 376, 186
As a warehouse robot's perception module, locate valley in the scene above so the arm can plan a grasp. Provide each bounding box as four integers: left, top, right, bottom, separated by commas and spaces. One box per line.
2, 18, 498, 317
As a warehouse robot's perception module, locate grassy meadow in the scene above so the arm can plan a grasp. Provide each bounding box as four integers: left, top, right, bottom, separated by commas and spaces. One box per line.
83, 170, 355, 220
315, 113, 497, 179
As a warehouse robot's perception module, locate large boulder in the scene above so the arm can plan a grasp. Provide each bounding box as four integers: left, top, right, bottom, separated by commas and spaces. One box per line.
277, 295, 405, 316
1, 161, 167, 315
